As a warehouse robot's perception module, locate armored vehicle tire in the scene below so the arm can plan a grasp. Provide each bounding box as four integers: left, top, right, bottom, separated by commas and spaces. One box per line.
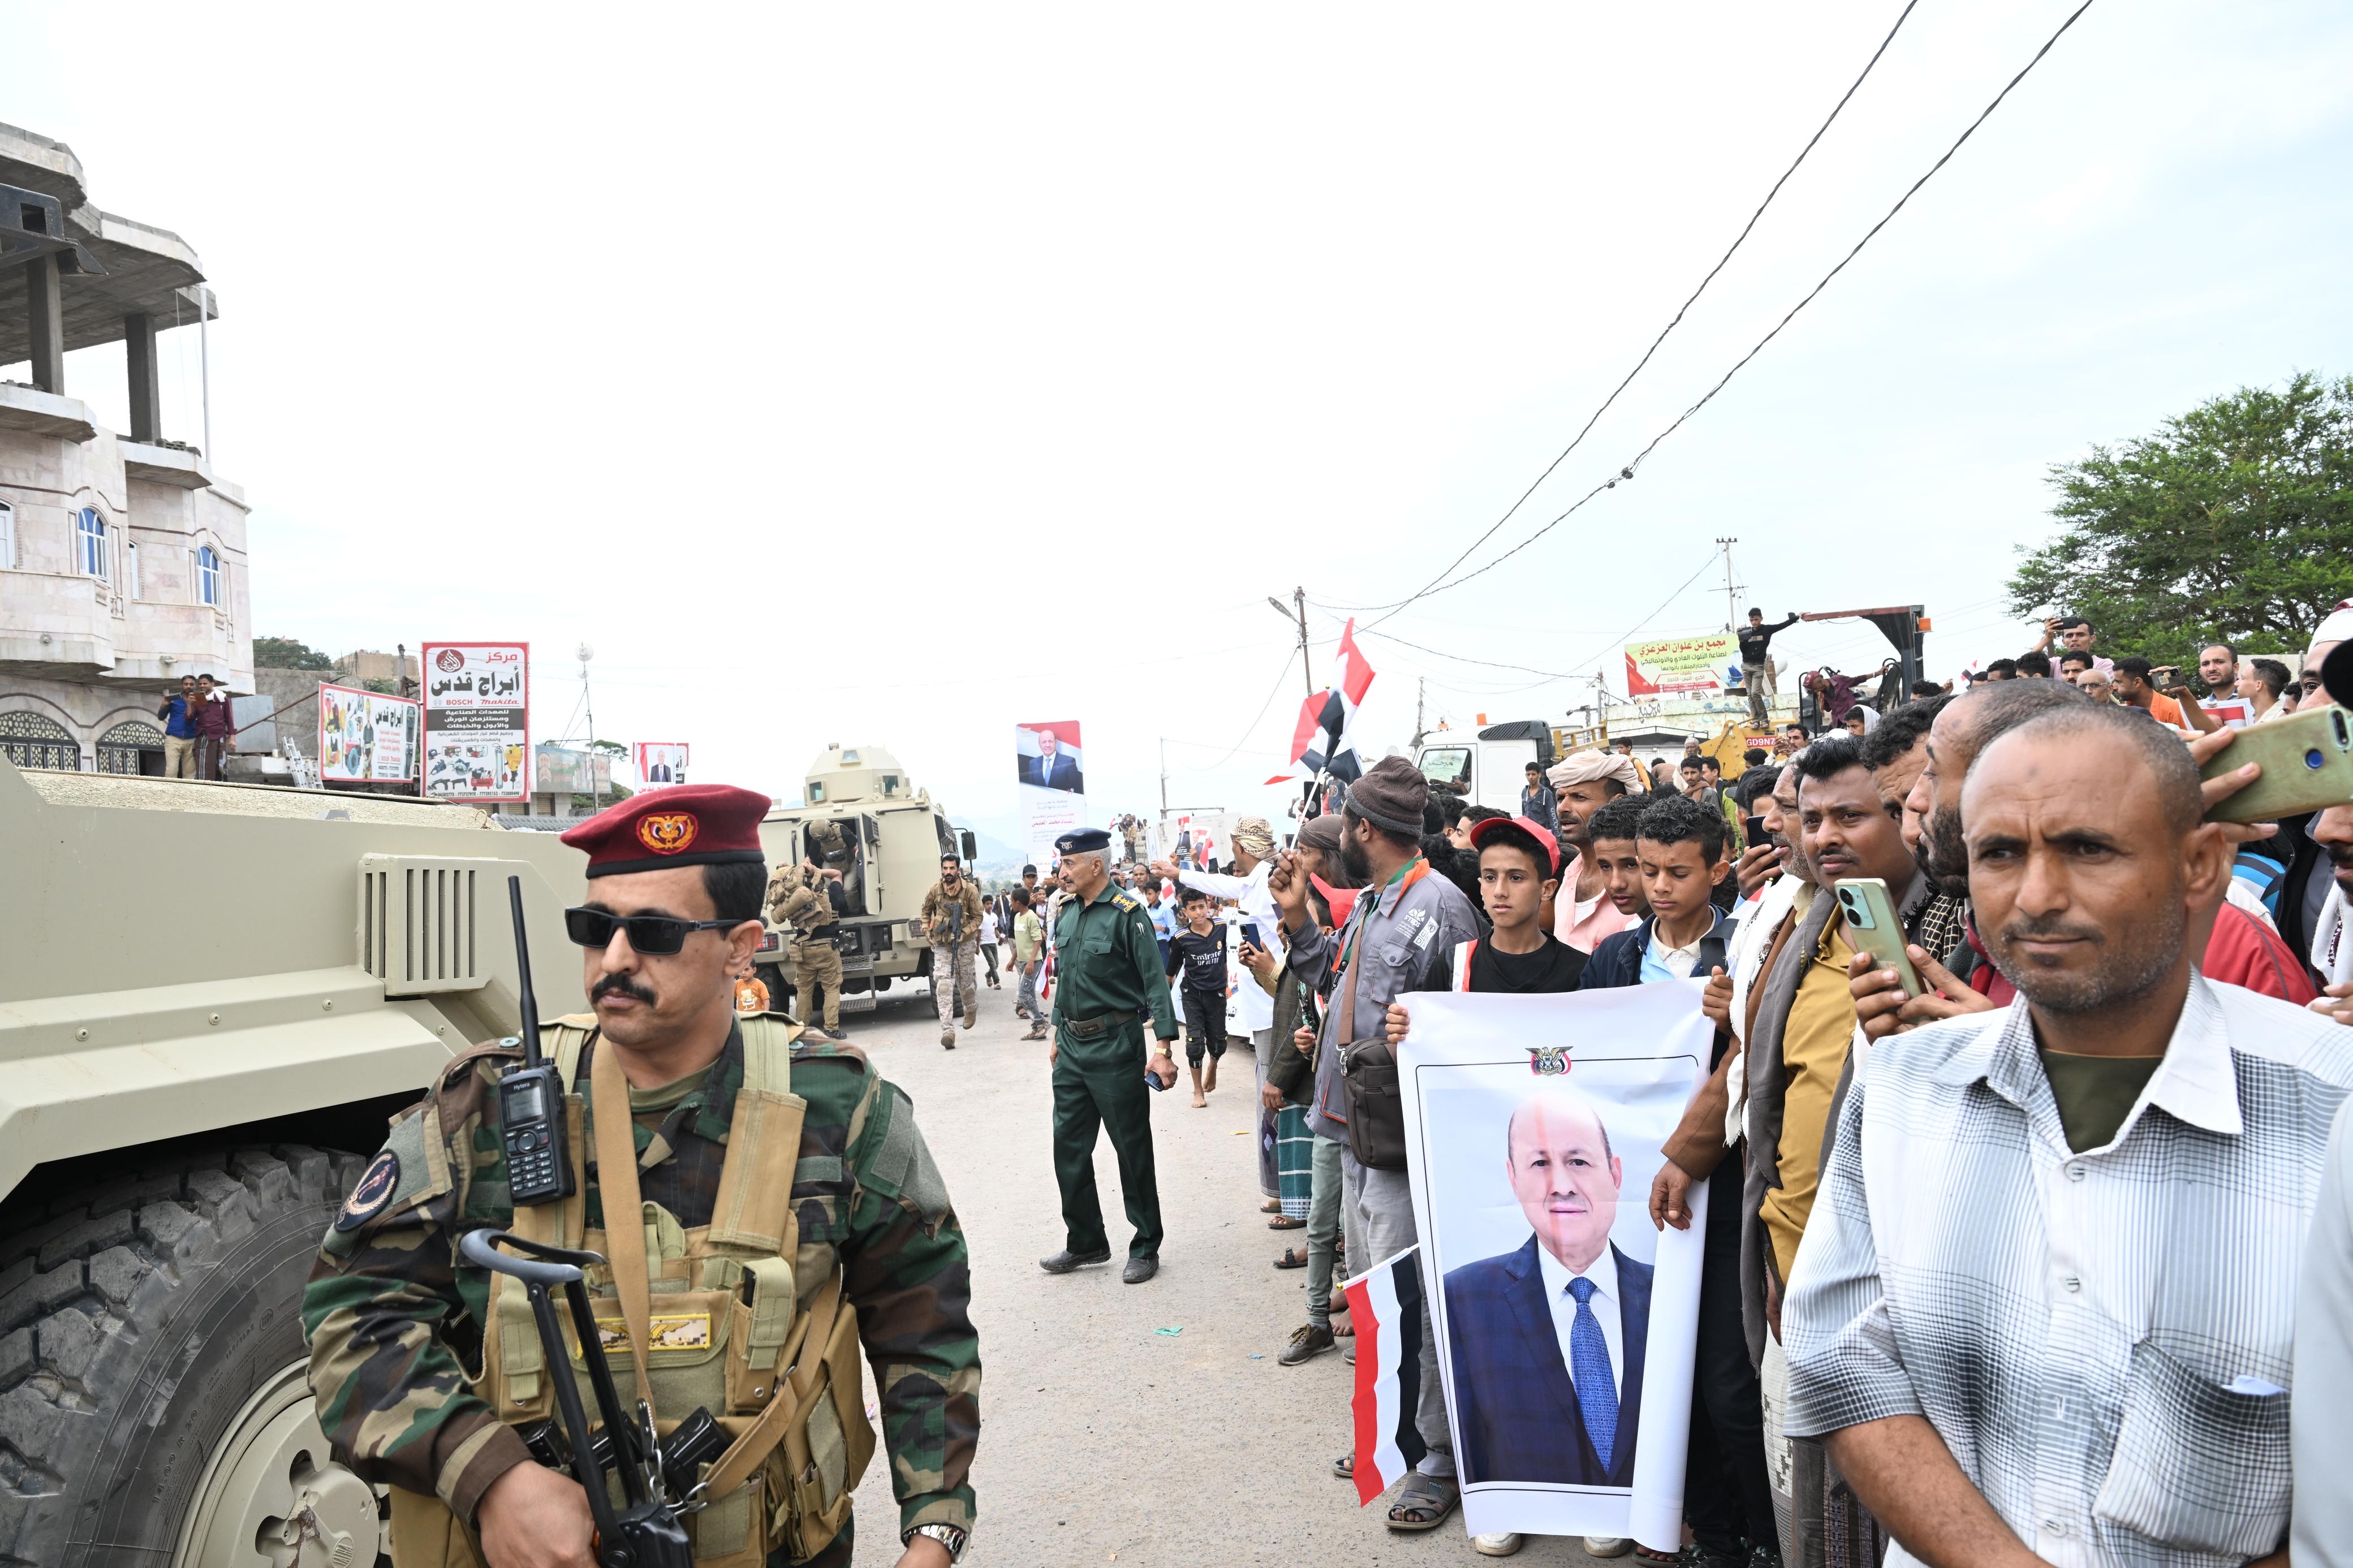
0, 1144, 387, 1567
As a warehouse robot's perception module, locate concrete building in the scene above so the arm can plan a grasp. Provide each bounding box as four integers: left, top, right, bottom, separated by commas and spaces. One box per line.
333, 648, 419, 693
0, 122, 249, 774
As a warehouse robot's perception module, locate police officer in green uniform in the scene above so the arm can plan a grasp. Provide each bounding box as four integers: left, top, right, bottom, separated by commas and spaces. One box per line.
1037, 827, 1179, 1285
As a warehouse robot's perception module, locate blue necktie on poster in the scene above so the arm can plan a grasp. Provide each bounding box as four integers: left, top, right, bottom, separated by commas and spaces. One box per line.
1568, 1277, 1618, 1466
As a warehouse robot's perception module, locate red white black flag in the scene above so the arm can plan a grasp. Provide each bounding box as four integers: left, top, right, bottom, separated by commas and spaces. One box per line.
1345, 1244, 1430, 1505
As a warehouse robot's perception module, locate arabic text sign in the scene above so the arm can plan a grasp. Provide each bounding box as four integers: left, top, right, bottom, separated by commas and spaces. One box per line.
1624, 633, 1738, 698
316, 682, 421, 787
421, 642, 529, 803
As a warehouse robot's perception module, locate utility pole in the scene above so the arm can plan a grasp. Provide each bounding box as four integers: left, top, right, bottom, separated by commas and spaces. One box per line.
1159, 737, 1168, 819
1715, 537, 1743, 633
1412, 677, 1427, 749
1269, 589, 1315, 696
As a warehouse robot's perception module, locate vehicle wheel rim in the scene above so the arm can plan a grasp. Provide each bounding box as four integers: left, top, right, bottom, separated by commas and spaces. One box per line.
173, 1357, 387, 1568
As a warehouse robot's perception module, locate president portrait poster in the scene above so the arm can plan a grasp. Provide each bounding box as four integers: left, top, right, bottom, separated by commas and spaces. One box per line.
1398, 983, 1713, 1549
1014, 720, 1085, 867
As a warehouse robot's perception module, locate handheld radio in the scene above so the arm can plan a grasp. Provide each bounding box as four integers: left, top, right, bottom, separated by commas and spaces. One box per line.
499, 875, 575, 1205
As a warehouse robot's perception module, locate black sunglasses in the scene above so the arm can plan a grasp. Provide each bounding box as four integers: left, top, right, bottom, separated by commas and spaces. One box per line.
564, 906, 744, 956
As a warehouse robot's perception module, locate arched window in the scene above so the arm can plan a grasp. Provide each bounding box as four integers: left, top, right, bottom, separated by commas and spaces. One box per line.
0, 499, 14, 569
197, 544, 221, 607
77, 507, 109, 581
0, 711, 79, 771
96, 719, 165, 776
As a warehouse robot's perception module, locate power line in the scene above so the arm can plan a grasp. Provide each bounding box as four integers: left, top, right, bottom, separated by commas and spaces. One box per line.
1180, 648, 1300, 771
1325, 0, 1925, 619
1359, 0, 2098, 620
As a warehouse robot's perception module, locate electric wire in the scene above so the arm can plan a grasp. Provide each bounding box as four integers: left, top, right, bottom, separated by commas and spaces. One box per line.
1352, 0, 2097, 625
1182, 647, 1300, 771
1322, 0, 1926, 619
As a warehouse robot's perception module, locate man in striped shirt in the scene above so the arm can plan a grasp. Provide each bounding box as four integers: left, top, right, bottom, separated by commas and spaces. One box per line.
1786, 702, 2348, 1567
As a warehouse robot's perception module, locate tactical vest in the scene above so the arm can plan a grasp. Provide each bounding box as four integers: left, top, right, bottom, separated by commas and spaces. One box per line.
388, 1015, 873, 1568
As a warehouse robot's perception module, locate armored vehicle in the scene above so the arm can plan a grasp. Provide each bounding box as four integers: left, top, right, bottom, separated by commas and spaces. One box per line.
752, 744, 975, 1016
0, 757, 593, 1567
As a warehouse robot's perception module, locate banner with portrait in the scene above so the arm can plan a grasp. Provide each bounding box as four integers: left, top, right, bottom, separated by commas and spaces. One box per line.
635, 741, 689, 786
1015, 719, 1084, 866
1398, 983, 1713, 1549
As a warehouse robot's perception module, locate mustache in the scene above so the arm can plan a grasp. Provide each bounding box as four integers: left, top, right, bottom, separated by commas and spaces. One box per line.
2326, 843, 2353, 869
592, 974, 658, 1005
1996, 914, 2105, 947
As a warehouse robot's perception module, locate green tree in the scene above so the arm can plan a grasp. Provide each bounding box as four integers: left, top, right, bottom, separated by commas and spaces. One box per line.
2007, 372, 2353, 660
252, 634, 337, 670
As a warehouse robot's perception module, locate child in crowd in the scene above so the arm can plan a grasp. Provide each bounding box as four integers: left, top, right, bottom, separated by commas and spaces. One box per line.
1162, 887, 1229, 1107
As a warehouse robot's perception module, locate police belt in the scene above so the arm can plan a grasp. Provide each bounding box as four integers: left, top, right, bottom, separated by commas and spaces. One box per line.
1059, 1010, 1140, 1040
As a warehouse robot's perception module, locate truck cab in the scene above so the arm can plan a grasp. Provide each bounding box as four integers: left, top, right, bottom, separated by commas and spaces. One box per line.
1414, 720, 1561, 815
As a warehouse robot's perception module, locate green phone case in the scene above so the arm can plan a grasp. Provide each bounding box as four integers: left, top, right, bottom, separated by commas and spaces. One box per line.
1834, 877, 1923, 997
2200, 706, 2353, 823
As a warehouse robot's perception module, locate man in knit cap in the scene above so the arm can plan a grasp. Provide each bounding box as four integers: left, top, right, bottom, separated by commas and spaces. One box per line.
1271, 758, 1480, 1531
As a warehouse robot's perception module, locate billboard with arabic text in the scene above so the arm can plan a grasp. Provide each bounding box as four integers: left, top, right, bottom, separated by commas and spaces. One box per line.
421, 642, 530, 802
1624, 633, 1739, 698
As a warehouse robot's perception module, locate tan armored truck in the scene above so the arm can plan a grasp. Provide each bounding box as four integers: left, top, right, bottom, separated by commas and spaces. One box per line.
751, 744, 975, 1018
0, 756, 594, 1567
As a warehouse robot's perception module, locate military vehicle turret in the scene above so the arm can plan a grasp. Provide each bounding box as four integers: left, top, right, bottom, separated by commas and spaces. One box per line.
752, 744, 974, 1016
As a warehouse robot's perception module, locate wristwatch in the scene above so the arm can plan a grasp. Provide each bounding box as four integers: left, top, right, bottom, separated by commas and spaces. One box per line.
904, 1523, 967, 1562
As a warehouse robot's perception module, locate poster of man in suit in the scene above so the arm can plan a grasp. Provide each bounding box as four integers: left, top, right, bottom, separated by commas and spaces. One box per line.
1014, 722, 1084, 793
634, 741, 688, 787
1397, 984, 1713, 1548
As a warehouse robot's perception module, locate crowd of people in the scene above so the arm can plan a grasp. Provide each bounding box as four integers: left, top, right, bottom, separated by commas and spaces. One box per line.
1057, 602, 2353, 1568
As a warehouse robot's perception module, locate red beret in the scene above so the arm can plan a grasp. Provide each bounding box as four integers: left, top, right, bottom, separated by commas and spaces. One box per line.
559, 784, 772, 878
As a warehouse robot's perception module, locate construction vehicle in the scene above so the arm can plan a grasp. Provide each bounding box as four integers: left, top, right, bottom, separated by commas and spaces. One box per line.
0, 755, 603, 1567
752, 744, 974, 1017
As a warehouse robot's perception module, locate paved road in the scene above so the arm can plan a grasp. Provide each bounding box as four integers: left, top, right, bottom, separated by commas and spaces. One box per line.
839, 983, 1615, 1567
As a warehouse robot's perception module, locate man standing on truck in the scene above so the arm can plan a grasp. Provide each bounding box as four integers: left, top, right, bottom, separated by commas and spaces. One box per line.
302, 784, 981, 1568
919, 853, 985, 1049
767, 854, 850, 1040
1738, 607, 1800, 728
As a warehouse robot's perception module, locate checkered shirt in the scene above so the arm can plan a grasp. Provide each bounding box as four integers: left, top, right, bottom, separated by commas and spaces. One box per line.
1783, 973, 2353, 1567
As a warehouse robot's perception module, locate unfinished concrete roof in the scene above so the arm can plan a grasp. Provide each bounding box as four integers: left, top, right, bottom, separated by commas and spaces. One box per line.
0, 120, 217, 365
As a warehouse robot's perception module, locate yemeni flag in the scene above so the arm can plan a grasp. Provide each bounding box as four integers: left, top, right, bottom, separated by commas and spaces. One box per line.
1344, 1245, 1429, 1505
1290, 618, 1377, 784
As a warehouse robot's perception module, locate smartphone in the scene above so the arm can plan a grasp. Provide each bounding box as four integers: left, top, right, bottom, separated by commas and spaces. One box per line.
1743, 815, 1768, 849
1834, 878, 1923, 997
2200, 705, 2353, 823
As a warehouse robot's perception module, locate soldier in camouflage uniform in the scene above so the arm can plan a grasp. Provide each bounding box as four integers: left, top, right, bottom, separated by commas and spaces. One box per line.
916, 855, 984, 1051
765, 856, 847, 1038
303, 786, 979, 1568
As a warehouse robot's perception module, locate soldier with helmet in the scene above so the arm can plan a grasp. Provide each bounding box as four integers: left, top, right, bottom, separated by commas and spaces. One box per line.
766, 853, 849, 1040
304, 785, 981, 1568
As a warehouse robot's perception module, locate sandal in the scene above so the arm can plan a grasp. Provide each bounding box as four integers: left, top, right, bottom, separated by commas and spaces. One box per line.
1260, 1199, 1282, 1213
1387, 1471, 1459, 1531
1268, 1215, 1304, 1230
1273, 1247, 1309, 1269
1332, 1453, 1354, 1480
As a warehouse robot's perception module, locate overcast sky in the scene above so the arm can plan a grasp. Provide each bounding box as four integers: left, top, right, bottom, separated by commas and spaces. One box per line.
9, 2, 2350, 831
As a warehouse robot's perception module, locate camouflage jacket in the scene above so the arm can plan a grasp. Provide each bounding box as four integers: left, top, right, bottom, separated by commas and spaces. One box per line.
766, 862, 839, 935
301, 1021, 980, 1537
918, 880, 984, 946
